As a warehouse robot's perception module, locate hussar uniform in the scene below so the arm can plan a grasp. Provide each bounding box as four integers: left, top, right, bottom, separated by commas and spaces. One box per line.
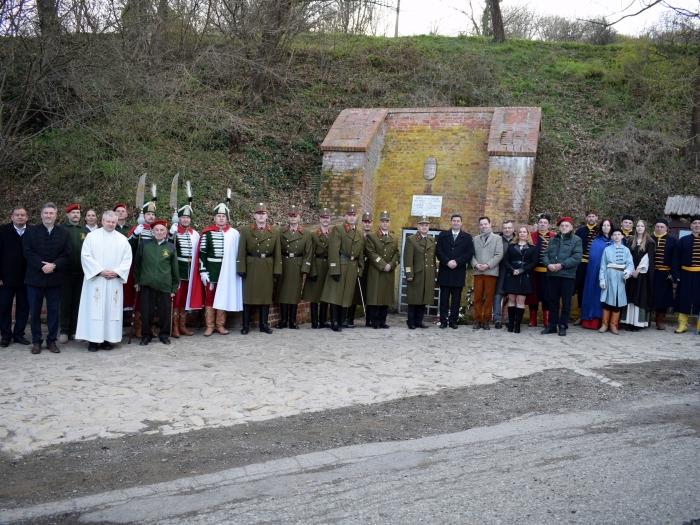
574, 219, 599, 315
301, 208, 333, 328
236, 203, 283, 334
404, 215, 436, 329
365, 211, 400, 329
59, 204, 87, 342
651, 218, 678, 330
320, 204, 364, 331
167, 202, 198, 337
672, 215, 700, 334
527, 215, 555, 328
274, 206, 313, 329
620, 215, 635, 242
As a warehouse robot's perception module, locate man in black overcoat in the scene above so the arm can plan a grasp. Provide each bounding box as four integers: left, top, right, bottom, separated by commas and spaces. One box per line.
22, 202, 72, 354
436, 214, 475, 329
0, 206, 30, 347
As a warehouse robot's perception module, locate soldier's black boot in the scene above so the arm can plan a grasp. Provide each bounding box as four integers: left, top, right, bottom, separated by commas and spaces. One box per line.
241, 304, 251, 334
343, 305, 356, 328
415, 306, 429, 329
275, 304, 288, 329
331, 305, 342, 332
289, 305, 299, 329
319, 303, 330, 329
339, 306, 348, 330
311, 303, 319, 329
406, 305, 416, 329
259, 305, 273, 334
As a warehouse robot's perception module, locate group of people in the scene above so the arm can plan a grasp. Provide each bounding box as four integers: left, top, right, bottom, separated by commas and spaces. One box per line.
1, 196, 699, 354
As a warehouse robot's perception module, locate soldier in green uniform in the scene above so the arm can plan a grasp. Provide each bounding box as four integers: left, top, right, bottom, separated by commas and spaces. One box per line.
134, 220, 179, 345
403, 215, 436, 329
114, 203, 131, 237
320, 204, 364, 332
301, 208, 332, 329
237, 203, 283, 334
365, 210, 400, 329
346, 212, 373, 328
274, 205, 313, 329
58, 204, 87, 344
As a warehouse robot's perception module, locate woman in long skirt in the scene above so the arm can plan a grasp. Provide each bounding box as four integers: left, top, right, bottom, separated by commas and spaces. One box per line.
598, 228, 635, 335
580, 218, 614, 329
503, 226, 538, 333
621, 220, 655, 330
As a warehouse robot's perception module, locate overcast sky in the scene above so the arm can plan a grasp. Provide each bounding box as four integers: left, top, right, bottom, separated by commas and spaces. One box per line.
391, 0, 698, 37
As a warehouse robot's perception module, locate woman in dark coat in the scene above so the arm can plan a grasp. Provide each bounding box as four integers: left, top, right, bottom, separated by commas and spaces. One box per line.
621, 220, 655, 330
503, 226, 538, 333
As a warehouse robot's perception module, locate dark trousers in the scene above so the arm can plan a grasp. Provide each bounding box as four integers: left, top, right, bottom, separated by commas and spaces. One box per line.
60, 273, 83, 335
27, 285, 61, 345
574, 262, 588, 307
439, 286, 462, 324
368, 305, 389, 327
407, 304, 425, 326
0, 285, 29, 342
141, 286, 172, 338
548, 277, 575, 329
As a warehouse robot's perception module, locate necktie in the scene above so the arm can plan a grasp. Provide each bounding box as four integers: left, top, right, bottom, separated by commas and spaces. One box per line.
453, 233, 457, 241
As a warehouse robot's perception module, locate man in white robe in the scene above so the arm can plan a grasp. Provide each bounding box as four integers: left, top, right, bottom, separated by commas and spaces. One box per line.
75, 211, 132, 351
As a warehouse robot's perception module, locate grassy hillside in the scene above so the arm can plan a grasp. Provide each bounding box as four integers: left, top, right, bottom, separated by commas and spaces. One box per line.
5, 34, 698, 228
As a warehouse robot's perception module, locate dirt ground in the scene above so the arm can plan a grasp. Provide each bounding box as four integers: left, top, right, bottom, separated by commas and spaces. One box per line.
1, 359, 699, 524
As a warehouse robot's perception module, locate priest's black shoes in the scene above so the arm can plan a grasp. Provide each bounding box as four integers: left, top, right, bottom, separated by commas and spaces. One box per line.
88, 342, 99, 352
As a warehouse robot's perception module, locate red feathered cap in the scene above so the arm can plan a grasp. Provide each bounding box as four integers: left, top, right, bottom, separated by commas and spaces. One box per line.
65, 204, 81, 213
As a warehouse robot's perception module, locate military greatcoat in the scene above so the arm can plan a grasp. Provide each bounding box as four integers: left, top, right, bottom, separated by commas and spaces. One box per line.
320, 222, 364, 307
275, 225, 313, 304
403, 232, 436, 305
236, 224, 283, 305
365, 229, 400, 306
301, 228, 331, 303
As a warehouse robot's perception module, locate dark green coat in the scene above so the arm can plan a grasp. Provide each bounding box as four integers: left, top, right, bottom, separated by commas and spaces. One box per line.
542, 231, 583, 280
276, 226, 313, 304
320, 222, 364, 307
236, 224, 283, 305
115, 223, 131, 237
365, 230, 400, 306
60, 223, 88, 275
134, 239, 179, 294
404, 233, 436, 305
352, 233, 370, 305
301, 228, 331, 303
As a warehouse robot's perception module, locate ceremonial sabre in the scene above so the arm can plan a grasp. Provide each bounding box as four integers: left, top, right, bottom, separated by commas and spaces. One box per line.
169, 173, 179, 226
135, 173, 147, 225
357, 276, 366, 316
128, 288, 139, 344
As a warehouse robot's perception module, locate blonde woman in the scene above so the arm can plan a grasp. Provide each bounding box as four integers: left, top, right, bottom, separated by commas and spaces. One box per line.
503, 226, 537, 333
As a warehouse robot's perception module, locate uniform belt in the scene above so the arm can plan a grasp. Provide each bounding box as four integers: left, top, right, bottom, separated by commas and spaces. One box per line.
340, 254, 357, 261
283, 252, 305, 258
655, 265, 671, 271
247, 253, 268, 259
581, 257, 589, 263
533, 266, 548, 273
681, 265, 700, 272
177, 257, 192, 262
207, 258, 222, 262
315, 254, 329, 259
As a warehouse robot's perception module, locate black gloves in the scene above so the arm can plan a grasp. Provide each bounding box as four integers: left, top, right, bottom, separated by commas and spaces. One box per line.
237, 272, 246, 278
332, 274, 340, 282
309, 275, 317, 282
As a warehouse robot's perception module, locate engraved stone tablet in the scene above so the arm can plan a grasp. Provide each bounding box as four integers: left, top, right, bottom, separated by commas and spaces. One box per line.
411, 195, 442, 217
423, 156, 437, 180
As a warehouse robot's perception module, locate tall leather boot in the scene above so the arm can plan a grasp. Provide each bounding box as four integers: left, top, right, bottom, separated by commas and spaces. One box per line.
610, 311, 620, 335
311, 303, 319, 329
275, 304, 289, 329
528, 309, 537, 327
134, 311, 143, 338
343, 305, 356, 328
543, 311, 550, 328
514, 308, 525, 333
319, 303, 330, 328
599, 309, 611, 333
675, 313, 689, 334
331, 304, 342, 332
339, 305, 347, 329
179, 311, 194, 336
406, 305, 416, 329
259, 305, 273, 334
215, 309, 229, 335
289, 305, 299, 329
507, 306, 516, 333
241, 304, 251, 334
655, 311, 666, 330
171, 308, 180, 338
203, 307, 216, 336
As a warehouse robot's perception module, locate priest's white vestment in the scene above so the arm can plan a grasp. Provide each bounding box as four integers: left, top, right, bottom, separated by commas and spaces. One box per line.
75, 228, 133, 343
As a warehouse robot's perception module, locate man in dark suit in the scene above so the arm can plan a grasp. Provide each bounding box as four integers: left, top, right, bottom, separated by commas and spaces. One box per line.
0, 206, 30, 347
436, 214, 475, 329
22, 202, 72, 354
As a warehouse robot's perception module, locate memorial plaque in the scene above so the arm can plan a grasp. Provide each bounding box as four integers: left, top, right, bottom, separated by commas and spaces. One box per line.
423, 156, 437, 180
411, 195, 442, 217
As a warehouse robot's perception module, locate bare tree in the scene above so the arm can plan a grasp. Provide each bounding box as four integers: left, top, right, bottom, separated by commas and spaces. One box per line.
489, 0, 504, 42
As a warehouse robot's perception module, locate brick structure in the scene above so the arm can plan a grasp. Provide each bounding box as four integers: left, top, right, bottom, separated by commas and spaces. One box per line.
318, 106, 542, 311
